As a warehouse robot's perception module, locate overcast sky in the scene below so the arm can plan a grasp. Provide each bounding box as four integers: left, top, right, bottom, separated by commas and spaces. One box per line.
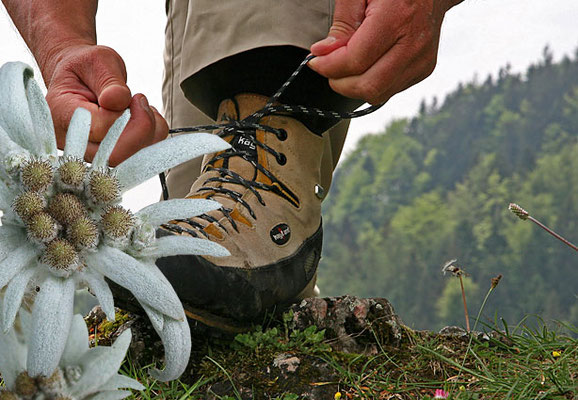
1, 0, 577, 211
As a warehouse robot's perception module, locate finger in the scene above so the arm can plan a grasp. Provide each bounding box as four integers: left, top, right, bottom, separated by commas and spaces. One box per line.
75, 46, 132, 111
47, 91, 125, 148
107, 94, 158, 166
150, 106, 169, 144
328, 41, 436, 104
309, 3, 408, 79
85, 94, 157, 166
311, 0, 366, 56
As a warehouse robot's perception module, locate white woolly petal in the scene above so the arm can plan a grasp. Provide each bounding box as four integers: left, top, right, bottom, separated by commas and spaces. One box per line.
0, 226, 25, 262
142, 303, 164, 333
0, 177, 17, 211
85, 246, 184, 320
101, 374, 145, 392
85, 390, 133, 400
82, 270, 116, 321
64, 108, 92, 159
135, 198, 221, 227
25, 77, 57, 156
91, 109, 130, 169
27, 276, 75, 377
18, 308, 34, 342
149, 316, 191, 382
2, 266, 36, 333
115, 133, 230, 191
0, 243, 38, 288
0, 124, 28, 161
0, 62, 35, 150
70, 329, 132, 397
0, 327, 27, 388
143, 235, 230, 258
61, 314, 90, 366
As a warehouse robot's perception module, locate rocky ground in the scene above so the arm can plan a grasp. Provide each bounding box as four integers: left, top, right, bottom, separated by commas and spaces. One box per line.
85, 296, 577, 399
86, 296, 409, 398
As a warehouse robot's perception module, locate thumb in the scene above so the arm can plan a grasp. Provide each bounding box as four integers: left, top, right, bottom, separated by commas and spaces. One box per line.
311, 0, 366, 56
83, 47, 132, 111
99, 82, 131, 111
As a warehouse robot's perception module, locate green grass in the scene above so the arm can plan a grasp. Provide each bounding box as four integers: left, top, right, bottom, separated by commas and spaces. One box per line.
118, 315, 577, 400
1, 312, 576, 399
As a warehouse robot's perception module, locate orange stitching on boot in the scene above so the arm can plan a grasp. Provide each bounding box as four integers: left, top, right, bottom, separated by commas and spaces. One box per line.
255, 126, 273, 185
204, 223, 224, 240
211, 157, 224, 169
186, 193, 212, 199
230, 208, 253, 228
210, 129, 236, 170
272, 182, 299, 208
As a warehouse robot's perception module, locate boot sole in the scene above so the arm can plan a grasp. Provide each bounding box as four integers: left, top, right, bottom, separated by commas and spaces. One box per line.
109, 223, 323, 333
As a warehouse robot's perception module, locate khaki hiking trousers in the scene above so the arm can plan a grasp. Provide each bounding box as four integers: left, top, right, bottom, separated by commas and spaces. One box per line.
161, 0, 350, 298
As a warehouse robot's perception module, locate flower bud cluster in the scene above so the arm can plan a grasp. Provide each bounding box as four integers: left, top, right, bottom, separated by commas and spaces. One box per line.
10, 158, 137, 277
0, 370, 72, 400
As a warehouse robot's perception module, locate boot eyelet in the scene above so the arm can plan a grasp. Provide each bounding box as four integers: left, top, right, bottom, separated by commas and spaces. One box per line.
276, 129, 287, 141
277, 153, 287, 165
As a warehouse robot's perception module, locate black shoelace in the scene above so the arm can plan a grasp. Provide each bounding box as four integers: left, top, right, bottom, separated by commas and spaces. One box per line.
159, 55, 384, 238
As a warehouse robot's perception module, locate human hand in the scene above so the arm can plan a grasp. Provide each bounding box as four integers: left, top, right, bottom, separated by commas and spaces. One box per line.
44, 44, 168, 166
309, 0, 463, 105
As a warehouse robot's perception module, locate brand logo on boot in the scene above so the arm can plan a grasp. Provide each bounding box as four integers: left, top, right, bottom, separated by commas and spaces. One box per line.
232, 133, 257, 162
270, 223, 291, 245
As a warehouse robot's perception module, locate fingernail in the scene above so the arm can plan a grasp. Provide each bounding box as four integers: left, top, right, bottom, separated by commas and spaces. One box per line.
140, 96, 150, 110
313, 36, 336, 47
140, 96, 154, 117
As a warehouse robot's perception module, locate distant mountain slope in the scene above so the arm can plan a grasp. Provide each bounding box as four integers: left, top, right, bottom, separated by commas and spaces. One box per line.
319, 47, 578, 330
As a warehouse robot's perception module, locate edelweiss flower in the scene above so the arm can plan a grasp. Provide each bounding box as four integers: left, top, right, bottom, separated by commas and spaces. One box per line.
0, 62, 231, 380
0, 310, 144, 399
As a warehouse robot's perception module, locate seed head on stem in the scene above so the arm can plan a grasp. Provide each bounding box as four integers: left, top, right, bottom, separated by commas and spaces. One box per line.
508, 203, 529, 220
442, 259, 471, 332
508, 203, 578, 252
491, 274, 502, 289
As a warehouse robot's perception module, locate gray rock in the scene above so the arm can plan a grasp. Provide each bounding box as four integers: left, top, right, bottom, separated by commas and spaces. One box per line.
438, 325, 468, 337
272, 353, 301, 373
290, 295, 404, 354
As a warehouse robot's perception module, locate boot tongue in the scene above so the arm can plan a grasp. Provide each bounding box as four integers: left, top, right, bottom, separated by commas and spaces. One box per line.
233, 94, 270, 120
220, 94, 270, 181
192, 94, 270, 211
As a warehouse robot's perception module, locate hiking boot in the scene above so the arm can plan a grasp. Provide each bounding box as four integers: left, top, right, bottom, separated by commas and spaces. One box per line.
156, 94, 325, 330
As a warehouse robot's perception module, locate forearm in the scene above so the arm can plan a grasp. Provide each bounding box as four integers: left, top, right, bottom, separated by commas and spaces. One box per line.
2, 0, 98, 84
444, 0, 465, 10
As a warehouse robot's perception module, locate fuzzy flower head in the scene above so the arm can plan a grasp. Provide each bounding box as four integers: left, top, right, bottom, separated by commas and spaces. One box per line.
0, 310, 144, 399
441, 259, 469, 277
433, 389, 449, 399
0, 62, 231, 381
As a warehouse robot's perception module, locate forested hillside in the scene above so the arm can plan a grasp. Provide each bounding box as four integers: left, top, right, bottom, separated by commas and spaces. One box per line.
319, 47, 578, 331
